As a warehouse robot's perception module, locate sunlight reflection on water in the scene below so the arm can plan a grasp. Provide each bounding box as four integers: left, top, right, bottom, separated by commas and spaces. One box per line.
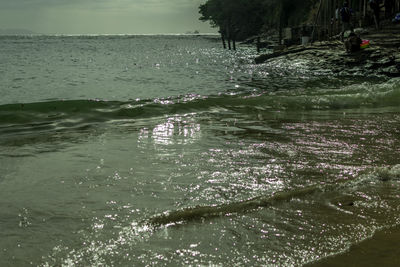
138, 115, 201, 146
1, 36, 400, 267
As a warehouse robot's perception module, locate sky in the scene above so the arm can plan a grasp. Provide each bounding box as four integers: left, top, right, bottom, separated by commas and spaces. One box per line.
0, 0, 217, 34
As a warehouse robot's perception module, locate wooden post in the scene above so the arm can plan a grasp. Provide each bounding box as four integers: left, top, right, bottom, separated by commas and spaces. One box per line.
278, 1, 284, 46
335, 0, 339, 35
330, 0, 332, 36
312, 0, 323, 43
324, 0, 328, 38
318, 0, 323, 40
226, 24, 231, 50
221, 33, 226, 49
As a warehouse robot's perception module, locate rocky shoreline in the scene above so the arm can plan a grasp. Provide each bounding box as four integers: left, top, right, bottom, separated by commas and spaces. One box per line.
254, 24, 400, 78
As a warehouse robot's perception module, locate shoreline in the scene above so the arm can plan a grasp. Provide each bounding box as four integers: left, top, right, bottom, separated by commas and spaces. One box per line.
253, 23, 400, 266
254, 24, 400, 78
306, 224, 400, 267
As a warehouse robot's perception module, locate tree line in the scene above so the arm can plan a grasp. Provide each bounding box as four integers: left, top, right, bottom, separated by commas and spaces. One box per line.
199, 0, 400, 49
199, 0, 316, 50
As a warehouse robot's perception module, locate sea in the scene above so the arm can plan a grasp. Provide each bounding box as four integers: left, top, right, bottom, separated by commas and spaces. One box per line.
0, 34, 399, 266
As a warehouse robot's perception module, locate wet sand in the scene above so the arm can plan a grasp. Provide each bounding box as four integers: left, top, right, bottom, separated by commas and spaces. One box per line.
307, 225, 400, 267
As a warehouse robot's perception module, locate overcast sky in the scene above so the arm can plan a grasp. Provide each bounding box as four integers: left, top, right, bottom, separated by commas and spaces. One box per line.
0, 0, 216, 34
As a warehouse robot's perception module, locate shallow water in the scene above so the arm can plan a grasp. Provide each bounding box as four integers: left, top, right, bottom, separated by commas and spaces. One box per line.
0, 35, 399, 266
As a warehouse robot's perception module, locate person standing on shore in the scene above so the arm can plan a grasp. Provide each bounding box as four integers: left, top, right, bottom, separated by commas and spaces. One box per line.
340, 2, 353, 41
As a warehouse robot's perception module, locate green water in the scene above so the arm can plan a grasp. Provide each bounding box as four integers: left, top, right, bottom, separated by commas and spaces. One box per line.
0, 35, 399, 266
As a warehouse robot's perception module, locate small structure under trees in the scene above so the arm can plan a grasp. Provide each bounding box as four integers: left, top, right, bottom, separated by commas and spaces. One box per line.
199, 0, 400, 49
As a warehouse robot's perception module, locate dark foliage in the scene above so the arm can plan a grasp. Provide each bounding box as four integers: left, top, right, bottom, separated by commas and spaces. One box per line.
199, 0, 317, 49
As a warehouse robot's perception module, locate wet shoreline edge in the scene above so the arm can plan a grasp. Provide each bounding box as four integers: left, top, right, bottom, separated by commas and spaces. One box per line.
254, 24, 400, 78
306, 224, 400, 267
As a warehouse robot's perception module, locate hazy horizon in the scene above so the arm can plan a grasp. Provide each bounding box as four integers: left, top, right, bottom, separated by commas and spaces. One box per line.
0, 0, 217, 35
0, 29, 219, 35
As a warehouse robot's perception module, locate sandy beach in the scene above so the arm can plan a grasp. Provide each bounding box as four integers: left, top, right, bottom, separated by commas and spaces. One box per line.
307, 225, 400, 267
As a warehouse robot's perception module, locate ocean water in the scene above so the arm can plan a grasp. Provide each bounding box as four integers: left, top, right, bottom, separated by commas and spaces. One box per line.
0, 35, 399, 266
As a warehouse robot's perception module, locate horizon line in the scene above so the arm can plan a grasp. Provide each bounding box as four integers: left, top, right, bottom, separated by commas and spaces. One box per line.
0, 33, 219, 36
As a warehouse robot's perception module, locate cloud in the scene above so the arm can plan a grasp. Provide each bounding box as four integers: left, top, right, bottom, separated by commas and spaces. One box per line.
0, 0, 214, 34
0, 0, 199, 10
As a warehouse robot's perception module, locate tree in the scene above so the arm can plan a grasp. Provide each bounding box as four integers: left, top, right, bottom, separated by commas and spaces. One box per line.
199, 0, 317, 49
199, 0, 266, 50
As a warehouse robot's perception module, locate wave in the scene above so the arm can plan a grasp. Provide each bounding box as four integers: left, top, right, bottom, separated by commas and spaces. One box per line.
149, 165, 400, 225
0, 79, 399, 128
150, 186, 319, 225
0, 98, 211, 127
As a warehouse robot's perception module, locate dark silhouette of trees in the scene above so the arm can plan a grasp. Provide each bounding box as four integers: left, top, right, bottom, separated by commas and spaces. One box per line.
199, 0, 266, 50
199, 0, 317, 49
200, 0, 400, 50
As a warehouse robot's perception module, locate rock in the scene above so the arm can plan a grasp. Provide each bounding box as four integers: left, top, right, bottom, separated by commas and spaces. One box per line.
369, 50, 382, 59
365, 62, 375, 69
394, 53, 400, 63
273, 45, 286, 52
383, 66, 398, 73
381, 66, 400, 77
354, 28, 369, 35
377, 57, 393, 66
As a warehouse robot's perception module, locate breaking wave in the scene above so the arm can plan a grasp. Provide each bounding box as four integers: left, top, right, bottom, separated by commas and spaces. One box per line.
150, 165, 400, 225
0, 78, 399, 129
